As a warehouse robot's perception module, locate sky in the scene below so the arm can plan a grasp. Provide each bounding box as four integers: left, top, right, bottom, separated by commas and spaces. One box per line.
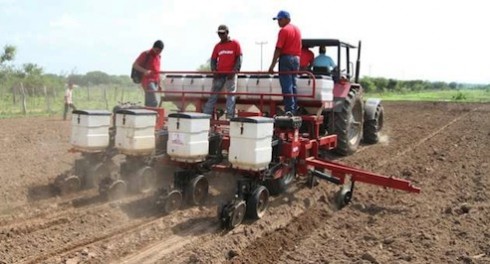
1, 0, 489, 84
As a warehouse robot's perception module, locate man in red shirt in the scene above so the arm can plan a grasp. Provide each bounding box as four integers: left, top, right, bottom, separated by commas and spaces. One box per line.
132, 40, 163, 107
300, 46, 314, 71
268, 10, 302, 115
203, 25, 242, 119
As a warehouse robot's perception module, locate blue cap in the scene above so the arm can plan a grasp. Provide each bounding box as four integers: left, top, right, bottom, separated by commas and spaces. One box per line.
273, 10, 290, 20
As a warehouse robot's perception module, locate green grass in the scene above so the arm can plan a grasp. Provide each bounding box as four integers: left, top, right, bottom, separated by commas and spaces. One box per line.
365, 89, 490, 102
0, 85, 183, 119
2, 87, 489, 118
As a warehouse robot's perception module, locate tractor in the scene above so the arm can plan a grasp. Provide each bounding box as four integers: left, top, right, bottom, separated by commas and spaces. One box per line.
57, 38, 418, 229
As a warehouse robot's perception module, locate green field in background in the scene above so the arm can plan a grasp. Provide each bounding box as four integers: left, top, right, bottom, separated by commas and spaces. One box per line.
1, 87, 489, 119
365, 89, 490, 102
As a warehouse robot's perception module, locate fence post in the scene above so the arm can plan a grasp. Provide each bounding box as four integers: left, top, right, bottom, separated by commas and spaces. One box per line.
20, 82, 27, 115
12, 85, 17, 104
86, 85, 90, 100
44, 85, 52, 115
120, 87, 125, 102
103, 86, 108, 109
114, 86, 118, 102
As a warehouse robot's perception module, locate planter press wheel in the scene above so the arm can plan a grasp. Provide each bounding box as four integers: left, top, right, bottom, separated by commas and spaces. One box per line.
163, 190, 183, 214
335, 185, 353, 210
85, 163, 110, 189
136, 166, 157, 193
246, 185, 270, 219
60, 175, 81, 194
107, 179, 127, 201
185, 175, 209, 206
219, 201, 246, 229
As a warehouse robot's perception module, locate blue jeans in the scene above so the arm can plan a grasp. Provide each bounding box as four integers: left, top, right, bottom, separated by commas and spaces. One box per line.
145, 82, 158, 107
278, 55, 299, 114
203, 75, 237, 118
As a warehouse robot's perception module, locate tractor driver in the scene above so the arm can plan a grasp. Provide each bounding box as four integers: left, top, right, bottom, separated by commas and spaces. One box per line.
313, 45, 336, 72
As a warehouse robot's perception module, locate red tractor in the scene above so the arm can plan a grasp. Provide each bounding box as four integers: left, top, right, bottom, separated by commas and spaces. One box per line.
59, 39, 417, 230
155, 38, 417, 228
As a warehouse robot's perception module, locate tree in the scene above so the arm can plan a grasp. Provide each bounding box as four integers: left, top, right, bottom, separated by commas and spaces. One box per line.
0, 45, 16, 64
85, 71, 110, 85
197, 59, 211, 71
360, 77, 377, 93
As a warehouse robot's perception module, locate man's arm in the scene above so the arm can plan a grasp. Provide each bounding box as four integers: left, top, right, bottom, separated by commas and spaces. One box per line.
210, 58, 218, 72
132, 52, 152, 75
233, 55, 242, 71
268, 48, 281, 73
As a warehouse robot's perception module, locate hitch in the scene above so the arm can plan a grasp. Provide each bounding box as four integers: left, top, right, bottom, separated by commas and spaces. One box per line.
305, 157, 420, 194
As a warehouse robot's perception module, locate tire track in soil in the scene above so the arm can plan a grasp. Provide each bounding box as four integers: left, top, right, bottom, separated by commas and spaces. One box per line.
2, 192, 161, 263
33, 173, 237, 263
0, 189, 100, 227
219, 106, 484, 263
19, 215, 160, 264
374, 106, 480, 168
116, 182, 331, 264
0, 191, 151, 239
0, 188, 96, 224
117, 219, 218, 264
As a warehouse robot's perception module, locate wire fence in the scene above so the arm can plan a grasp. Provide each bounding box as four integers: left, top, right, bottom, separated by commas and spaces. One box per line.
0, 84, 145, 118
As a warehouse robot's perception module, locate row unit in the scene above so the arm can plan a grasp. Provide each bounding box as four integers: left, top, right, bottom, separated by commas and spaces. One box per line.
70, 110, 274, 171
161, 74, 334, 102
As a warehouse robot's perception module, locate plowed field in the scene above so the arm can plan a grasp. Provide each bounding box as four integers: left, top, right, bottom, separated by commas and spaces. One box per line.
1, 101, 489, 264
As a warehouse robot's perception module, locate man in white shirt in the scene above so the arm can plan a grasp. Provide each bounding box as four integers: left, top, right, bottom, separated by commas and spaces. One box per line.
63, 82, 77, 120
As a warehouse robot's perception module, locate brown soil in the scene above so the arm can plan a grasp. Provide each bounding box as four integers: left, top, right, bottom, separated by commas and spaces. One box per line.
0, 101, 489, 264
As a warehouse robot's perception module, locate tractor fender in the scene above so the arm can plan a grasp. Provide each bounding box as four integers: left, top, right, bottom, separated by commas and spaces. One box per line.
364, 98, 382, 120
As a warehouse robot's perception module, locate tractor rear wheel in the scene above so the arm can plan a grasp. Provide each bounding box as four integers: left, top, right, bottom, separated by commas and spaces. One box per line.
363, 104, 384, 144
334, 88, 364, 156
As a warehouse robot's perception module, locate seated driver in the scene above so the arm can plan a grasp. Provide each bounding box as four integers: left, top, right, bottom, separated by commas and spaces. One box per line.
313, 46, 336, 71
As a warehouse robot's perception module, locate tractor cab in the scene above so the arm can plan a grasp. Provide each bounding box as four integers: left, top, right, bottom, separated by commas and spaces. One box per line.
302, 39, 361, 85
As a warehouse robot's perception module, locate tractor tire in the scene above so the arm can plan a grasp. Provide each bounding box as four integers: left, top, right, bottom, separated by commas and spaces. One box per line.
334, 89, 364, 156
363, 104, 384, 144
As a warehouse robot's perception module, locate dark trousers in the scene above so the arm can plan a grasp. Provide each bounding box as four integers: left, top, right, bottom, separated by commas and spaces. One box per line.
278, 55, 299, 114
63, 103, 76, 120
145, 82, 158, 107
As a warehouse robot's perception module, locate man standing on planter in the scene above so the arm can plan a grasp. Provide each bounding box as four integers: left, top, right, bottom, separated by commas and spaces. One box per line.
268, 10, 302, 115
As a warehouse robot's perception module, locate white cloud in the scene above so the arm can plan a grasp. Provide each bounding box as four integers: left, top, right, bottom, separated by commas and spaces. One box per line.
49, 14, 81, 29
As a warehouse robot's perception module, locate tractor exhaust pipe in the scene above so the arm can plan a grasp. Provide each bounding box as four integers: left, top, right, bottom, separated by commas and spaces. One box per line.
355, 40, 362, 84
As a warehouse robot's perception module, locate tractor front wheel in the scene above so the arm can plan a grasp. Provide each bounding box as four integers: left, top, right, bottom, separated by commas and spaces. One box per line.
334, 88, 364, 156
363, 104, 384, 144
